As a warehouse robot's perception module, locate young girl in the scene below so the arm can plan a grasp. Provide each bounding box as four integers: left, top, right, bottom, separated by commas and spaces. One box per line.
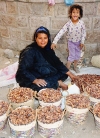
51, 4, 86, 73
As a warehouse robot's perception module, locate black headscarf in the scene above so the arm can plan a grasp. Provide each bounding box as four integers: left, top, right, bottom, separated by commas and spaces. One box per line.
20, 26, 64, 68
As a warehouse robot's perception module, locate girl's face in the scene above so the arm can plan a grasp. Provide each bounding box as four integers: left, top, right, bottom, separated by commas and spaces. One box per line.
71, 8, 80, 22
35, 33, 48, 48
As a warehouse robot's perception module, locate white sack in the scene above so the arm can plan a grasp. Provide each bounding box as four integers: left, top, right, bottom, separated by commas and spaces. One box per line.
91, 55, 100, 68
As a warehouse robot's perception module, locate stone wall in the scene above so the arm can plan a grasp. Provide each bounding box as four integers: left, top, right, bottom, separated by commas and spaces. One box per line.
0, 0, 100, 64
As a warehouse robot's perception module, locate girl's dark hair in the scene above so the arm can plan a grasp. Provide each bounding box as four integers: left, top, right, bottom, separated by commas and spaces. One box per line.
33, 26, 51, 50
68, 4, 83, 19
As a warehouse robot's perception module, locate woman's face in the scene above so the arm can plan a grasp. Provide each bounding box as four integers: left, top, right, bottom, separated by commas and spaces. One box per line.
35, 33, 48, 48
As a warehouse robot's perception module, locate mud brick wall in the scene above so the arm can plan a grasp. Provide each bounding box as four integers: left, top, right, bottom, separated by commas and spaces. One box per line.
0, 0, 100, 63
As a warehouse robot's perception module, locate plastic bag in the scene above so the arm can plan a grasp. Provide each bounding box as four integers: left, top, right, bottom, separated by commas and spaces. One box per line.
64, 0, 74, 6
0, 62, 18, 87
48, 0, 55, 6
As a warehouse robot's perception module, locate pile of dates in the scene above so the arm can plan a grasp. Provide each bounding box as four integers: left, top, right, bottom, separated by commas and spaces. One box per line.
66, 94, 90, 109
0, 101, 9, 116
9, 107, 36, 125
37, 88, 62, 103
93, 103, 100, 118
8, 87, 34, 103
85, 84, 100, 99
73, 74, 100, 93
37, 106, 63, 124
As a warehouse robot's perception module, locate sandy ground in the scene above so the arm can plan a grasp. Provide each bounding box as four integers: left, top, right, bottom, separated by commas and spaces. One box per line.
0, 53, 100, 138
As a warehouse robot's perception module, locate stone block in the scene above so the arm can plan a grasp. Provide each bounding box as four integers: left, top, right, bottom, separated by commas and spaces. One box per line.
1, 15, 17, 27
0, 1, 6, 14
93, 17, 100, 30
82, 18, 92, 30
83, 3, 97, 17
54, 4, 68, 17
9, 28, 21, 39
17, 16, 28, 28
21, 29, 33, 41
32, 3, 54, 17
18, 2, 32, 15
84, 43, 98, 58
29, 17, 50, 30
6, 2, 18, 14
97, 3, 100, 15
51, 18, 68, 30
2, 38, 18, 50
86, 31, 100, 43
17, 40, 32, 51
0, 26, 10, 38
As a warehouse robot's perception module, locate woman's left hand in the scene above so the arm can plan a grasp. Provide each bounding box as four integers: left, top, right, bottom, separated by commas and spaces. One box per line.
33, 79, 47, 87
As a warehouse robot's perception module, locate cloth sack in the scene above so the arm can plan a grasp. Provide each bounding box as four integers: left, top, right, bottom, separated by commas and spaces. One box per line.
91, 55, 100, 68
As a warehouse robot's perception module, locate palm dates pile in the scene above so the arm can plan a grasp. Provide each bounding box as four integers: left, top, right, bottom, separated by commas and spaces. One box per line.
8, 87, 34, 103
38, 88, 62, 103
93, 103, 100, 118
85, 84, 100, 99
72, 74, 100, 93
0, 101, 9, 116
9, 107, 36, 125
66, 94, 90, 109
37, 106, 63, 124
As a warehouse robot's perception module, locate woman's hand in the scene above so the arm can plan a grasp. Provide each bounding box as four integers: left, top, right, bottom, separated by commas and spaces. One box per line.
66, 71, 77, 81
33, 79, 47, 87
51, 43, 56, 50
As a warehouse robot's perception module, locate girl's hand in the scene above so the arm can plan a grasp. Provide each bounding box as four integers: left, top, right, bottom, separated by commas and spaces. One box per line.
80, 43, 84, 50
51, 43, 56, 50
33, 79, 47, 87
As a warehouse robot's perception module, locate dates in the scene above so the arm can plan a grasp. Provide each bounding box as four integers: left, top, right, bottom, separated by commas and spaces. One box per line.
73, 74, 100, 93
0, 101, 9, 116
37, 106, 63, 124
85, 84, 100, 99
37, 88, 62, 103
66, 94, 90, 109
9, 107, 36, 125
8, 87, 34, 103
93, 103, 100, 118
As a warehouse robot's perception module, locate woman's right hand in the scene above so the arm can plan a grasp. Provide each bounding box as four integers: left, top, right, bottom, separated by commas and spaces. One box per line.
33, 79, 47, 87
51, 43, 56, 50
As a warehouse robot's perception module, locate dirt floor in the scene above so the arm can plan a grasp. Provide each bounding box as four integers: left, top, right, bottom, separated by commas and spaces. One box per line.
0, 49, 100, 138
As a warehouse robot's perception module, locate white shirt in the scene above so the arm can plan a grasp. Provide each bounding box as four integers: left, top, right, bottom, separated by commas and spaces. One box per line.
53, 19, 86, 44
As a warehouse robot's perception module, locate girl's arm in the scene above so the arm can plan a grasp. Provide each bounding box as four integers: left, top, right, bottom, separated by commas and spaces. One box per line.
51, 21, 70, 50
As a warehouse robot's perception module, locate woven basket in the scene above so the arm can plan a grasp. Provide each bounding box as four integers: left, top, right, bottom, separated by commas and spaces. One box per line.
94, 115, 100, 129
38, 88, 62, 107
8, 88, 35, 109
0, 112, 7, 130
38, 119, 63, 138
37, 105, 65, 138
66, 105, 89, 124
93, 103, 100, 129
8, 106, 36, 138
84, 85, 100, 107
0, 100, 10, 130
89, 96, 100, 107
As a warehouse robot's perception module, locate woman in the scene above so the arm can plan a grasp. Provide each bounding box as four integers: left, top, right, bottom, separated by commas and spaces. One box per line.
16, 26, 77, 92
